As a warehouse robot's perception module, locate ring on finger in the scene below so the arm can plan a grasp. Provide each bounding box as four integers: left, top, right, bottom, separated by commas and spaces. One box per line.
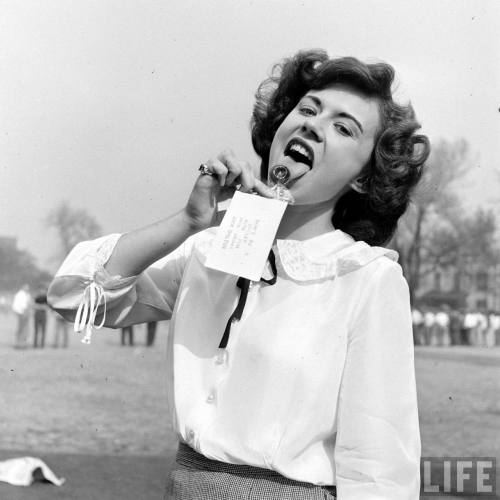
199, 163, 215, 176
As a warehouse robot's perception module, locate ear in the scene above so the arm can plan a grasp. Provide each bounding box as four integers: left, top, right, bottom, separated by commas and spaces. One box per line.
350, 176, 367, 194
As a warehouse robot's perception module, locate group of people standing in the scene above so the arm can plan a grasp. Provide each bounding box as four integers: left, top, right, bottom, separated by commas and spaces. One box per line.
11, 284, 69, 349
412, 306, 500, 347
10, 284, 160, 349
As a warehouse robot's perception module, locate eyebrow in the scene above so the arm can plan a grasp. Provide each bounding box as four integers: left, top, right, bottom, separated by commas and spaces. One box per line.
304, 94, 364, 134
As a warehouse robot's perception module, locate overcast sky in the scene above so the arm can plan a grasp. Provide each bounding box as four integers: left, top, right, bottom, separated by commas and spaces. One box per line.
1, 0, 499, 271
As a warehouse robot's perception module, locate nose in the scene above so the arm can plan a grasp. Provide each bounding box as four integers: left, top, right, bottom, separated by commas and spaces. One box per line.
301, 116, 324, 142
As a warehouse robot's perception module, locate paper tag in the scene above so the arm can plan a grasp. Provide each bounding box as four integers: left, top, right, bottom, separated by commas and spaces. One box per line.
205, 191, 287, 281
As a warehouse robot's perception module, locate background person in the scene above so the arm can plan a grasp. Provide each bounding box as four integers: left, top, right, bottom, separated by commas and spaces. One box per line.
435, 307, 450, 347
121, 325, 134, 346
423, 306, 436, 346
146, 321, 157, 347
12, 284, 31, 349
33, 286, 48, 348
493, 312, 500, 346
485, 311, 497, 348
448, 308, 463, 346
459, 308, 469, 345
476, 310, 488, 347
463, 310, 478, 346
411, 306, 425, 345
48, 50, 429, 500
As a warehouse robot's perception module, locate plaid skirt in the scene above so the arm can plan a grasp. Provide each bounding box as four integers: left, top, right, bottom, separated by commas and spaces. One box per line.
164, 442, 337, 500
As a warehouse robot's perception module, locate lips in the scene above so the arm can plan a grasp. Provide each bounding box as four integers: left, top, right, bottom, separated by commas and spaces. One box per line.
284, 138, 314, 169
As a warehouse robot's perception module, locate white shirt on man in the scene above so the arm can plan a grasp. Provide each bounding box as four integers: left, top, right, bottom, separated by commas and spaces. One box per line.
12, 289, 31, 315
424, 311, 435, 327
412, 308, 423, 326
464, 313, 478, 329
435, 312, 450, 328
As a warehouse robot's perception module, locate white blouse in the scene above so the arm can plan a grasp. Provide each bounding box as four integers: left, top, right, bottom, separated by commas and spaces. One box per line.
48, 228, 421, 500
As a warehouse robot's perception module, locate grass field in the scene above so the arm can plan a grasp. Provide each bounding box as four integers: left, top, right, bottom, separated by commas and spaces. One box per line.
1, 312, 499, 499
0, 314, 175, 457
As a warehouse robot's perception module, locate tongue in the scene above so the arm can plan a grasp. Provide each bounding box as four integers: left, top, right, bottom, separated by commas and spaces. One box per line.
278, 157, 310, 182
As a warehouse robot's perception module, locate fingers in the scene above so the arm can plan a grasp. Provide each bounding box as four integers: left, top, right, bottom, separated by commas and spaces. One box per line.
200, 150, 258, 192
252, 178, 276, 199
236, 164, 255, 193
200, 151, 276, 200
217, 150, 248, 189
207, 158, 229, 187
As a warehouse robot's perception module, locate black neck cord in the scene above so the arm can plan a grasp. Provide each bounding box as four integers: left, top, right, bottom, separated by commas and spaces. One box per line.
218, 249, 277, 349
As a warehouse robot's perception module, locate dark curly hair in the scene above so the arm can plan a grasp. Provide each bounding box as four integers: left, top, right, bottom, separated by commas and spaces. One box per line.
251, 49, 430, 246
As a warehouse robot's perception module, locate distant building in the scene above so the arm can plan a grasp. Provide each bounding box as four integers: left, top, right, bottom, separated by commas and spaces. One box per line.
417, 261, 500, 311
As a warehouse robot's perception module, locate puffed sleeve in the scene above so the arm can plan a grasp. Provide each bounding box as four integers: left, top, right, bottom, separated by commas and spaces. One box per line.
47, 232, 200, 339
334, 259, 421, 500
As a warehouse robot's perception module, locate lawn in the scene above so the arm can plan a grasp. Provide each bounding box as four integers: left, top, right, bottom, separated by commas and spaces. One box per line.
1, 312, 499, 499
0, 314, 174, 457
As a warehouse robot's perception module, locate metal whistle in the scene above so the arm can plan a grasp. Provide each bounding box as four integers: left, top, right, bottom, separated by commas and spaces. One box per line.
269, 165, 294, 204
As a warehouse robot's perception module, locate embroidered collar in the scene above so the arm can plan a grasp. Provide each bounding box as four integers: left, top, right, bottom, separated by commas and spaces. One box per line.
194, 227, 398, 283
275, 230, 398, 282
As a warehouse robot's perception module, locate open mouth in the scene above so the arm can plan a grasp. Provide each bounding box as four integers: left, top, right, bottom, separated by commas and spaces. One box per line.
284, 138, 314, 169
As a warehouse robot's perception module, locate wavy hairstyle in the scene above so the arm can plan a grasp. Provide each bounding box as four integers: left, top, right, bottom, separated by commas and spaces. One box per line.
251, 49, 430, 246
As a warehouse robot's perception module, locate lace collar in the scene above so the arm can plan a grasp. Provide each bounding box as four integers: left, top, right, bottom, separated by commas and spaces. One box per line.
275, 230, 398, 282
194, 227, 398, 283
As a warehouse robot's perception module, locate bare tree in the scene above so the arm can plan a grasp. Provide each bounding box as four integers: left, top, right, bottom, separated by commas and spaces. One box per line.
46, 201, 102, 258
394, 138, 473, 302
459, 209, 499, 266
426, 207, 499, 275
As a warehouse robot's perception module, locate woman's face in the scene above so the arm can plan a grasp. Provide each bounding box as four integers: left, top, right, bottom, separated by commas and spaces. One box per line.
268, 84, 381, 205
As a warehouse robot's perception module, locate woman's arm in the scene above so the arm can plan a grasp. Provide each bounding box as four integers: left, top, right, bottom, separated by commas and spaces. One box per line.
48, 152, 274, 332
47, 178, 215, 331
334, 260, 421, 500
105, 151, 274, 278
47, 229, 201, 327
104, 209, 200, 278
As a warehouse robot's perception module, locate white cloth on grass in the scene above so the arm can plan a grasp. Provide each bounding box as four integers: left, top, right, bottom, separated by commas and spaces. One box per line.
0, 457, 65, 486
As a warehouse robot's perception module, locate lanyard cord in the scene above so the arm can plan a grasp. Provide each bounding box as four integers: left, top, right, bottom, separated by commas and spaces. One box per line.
260, 249, 277, 285
218, 249, 277, 349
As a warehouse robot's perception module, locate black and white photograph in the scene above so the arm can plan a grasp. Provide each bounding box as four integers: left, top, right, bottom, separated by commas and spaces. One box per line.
0, 1, 499, 499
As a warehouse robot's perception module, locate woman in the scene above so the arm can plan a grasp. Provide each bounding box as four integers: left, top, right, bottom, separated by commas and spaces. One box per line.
48, 49, 429, 499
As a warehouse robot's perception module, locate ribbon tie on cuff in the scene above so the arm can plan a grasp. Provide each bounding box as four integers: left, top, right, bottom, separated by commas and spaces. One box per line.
74, 281, 107, 344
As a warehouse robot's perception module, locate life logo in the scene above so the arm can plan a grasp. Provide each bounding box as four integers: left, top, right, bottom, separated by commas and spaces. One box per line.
421, 457, 497, 496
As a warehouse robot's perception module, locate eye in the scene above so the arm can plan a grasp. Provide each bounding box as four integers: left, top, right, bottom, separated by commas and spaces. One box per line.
298, 105, 316, 117
334, 123, 353, 137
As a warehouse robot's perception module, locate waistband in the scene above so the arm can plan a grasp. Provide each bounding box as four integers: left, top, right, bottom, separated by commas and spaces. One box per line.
175, 441, 337, 494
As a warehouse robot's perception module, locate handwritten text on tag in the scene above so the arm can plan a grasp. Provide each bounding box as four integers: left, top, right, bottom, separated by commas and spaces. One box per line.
205, 192, 287, 281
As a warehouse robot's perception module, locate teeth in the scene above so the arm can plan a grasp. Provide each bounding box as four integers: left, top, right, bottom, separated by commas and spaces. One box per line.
289, 143, 311, 161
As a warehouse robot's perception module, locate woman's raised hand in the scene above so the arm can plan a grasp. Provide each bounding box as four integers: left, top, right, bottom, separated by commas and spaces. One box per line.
183, 150, 275, 231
